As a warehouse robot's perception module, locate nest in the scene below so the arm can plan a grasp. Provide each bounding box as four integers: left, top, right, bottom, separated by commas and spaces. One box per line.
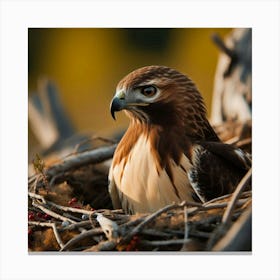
28, 121, 252, 252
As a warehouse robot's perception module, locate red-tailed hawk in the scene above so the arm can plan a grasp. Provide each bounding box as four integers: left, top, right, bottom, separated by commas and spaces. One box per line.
109, 65, 251, 214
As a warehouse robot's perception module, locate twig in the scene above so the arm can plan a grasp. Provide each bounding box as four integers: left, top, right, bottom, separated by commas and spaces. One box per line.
119, 216, 146, 229
236, 138, 252, 148
225, 136, 239, 145
60, 228, 104, 251
189, 230, 211, 239
222, 168, 252, 225
83, 240, 117, 252
73, 136, 117, 154
51, 223, 64, 249
29, 174, 42, 193
203, 191, 251, 206
211, 33, 236, 59
183, 206, 188, 239
28, 191, 94, 217
141, 229, 174, 238
140, 239, 187, 246
46, 144, 117, 177
28, 221, 64, 249
188, 199, 249, 216
206, 169, 252, 250
28, 174, 37, 185
32, 202, 76, 224
46, 200, 93, 216
212, 207, 252, 251
121, 201, 191, 244
28, 192, 46, 204
60, 220, 92, 231
180, 205, 190, 251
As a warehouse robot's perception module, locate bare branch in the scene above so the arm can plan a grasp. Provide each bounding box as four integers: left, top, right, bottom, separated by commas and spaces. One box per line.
32, 201, 76, 224
60, 228, 104, 251
222, 168, 252, 225
45, 144, 117, 177
28, 221, 64, 249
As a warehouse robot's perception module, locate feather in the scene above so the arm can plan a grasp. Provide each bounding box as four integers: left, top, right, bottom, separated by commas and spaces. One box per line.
109, 133, 194, 213
109, 65, 251, 214
188, 142, 251, 202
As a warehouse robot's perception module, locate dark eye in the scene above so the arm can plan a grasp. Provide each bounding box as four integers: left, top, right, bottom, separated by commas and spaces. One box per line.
141, 85, 157, 97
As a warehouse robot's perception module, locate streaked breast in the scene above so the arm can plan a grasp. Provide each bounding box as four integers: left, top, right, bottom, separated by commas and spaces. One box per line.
109, 134, 194, 213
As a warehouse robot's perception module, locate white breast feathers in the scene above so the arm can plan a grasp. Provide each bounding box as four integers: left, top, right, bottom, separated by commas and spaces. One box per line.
108, 134, 194, 214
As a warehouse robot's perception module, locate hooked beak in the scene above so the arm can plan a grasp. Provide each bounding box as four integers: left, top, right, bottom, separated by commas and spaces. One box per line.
110, 97, 126, 120
110, 90, 150, 120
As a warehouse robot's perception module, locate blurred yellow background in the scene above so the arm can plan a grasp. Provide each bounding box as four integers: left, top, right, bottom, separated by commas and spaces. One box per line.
28, 28, 231, 144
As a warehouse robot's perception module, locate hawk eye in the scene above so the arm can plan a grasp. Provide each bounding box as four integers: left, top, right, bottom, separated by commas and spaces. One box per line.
141, 86, 157, 97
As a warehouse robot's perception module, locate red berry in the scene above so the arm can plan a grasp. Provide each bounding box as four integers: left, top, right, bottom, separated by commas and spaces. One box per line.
28, 213, 35, 220
37, 212, 43, 218
68, 198, 78, 206
28, 229, 33, 235
43, 214, 51, 220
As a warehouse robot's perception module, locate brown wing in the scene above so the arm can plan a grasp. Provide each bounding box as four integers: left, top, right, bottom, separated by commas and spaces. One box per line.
188, 141, 251, 202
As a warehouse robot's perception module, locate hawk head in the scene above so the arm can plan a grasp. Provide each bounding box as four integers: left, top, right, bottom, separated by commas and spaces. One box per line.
110, 65, 218, 141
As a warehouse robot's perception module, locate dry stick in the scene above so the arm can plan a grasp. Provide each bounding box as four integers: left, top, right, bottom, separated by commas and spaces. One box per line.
140, 239, 188, 246
119, 216, 146, 229
211, 33, 236, 59
73, 135, 117, 154
61, 220, 92, 231
222, 168, 252, 225
51, 223, 64, 249
28, 192, 46, 204
60, 228, 104, 251
180, 205, 190, 251
83, 240, 117, 252
29, 174, 42, 193
183, 206, 188, 240
225, 136, 239, 145
46, 200, 93, 216
28, 221, 64, 249
28, 192, 93, 216
240, 198, 252, 210
207, 169, 252, 250
203, 193, 234, 206
29, 192, 88, 230
32, 202, 77, 224
187, 199, 248, 216
212, 207, 252, 251
236, 138, 252, 148
28, 174, 37, 184
121, 201, 191, 244
141, 229, 174, 238
46, 144, 117, 177
203, 191, 251, 206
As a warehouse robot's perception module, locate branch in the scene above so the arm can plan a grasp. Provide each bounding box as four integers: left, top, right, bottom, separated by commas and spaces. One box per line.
222, 168, 252, 225
28, 221, 64, 249
211, 33, 236, 59
32, 201, 77, 224
121, 201, 196, 244
60, 228, 104, 251
45, 144, 117, 177
206, 168, 252, 250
